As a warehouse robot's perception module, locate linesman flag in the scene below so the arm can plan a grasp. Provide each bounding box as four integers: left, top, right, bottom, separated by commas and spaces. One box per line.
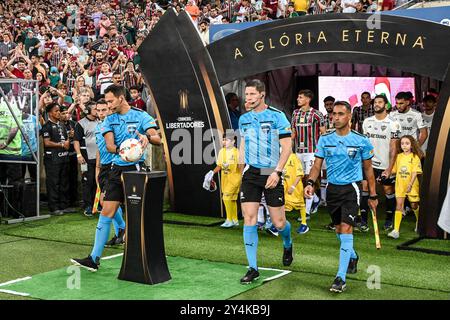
92, 185, 101, 214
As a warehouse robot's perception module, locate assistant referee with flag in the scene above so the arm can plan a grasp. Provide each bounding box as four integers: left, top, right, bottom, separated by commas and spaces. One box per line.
304, 101, 378, 293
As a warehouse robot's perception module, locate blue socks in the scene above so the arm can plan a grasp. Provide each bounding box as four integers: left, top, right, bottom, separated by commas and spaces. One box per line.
277, 221, 292, 249
243, 225, 258, 270
90, 215, 112, 263
336, 234, 355, 281
336, 233, 357, 259
112, 206, 125, 236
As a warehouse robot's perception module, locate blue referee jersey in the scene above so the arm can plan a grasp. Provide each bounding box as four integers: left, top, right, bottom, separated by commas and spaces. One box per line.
95, 121, 114, 165
239, 106, 291, 169
314, 130, 374, 185
102, 107, 158, 166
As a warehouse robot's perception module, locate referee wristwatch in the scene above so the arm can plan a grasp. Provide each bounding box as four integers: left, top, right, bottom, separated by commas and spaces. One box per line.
369, 194, 378, 200
274, 169, 283, 177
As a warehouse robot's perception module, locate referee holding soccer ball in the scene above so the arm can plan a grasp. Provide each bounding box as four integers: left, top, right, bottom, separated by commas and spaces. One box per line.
304, 101, 378, 293
71, 85, 161, 272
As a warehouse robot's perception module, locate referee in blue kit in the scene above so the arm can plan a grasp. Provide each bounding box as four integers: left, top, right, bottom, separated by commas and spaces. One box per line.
238, 79, 293, 284
304, 101, 378, 293
71, 85, 161, 271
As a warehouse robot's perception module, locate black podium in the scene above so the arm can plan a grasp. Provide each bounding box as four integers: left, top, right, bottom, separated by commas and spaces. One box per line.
118, 171, 171, 285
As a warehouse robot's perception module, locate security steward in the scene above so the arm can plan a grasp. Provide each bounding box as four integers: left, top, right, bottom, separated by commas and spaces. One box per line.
41, 103, 70, 215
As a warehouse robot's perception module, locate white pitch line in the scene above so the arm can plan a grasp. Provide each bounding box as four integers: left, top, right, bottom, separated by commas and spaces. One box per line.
101, 253, 124, 260
262, 270, 291, 282
0, 289, 30, 297
0, 276, 32, 287
244, 266, 292, 282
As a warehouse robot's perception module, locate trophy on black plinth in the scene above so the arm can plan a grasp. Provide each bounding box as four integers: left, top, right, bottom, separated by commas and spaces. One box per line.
118, 171, 171, 285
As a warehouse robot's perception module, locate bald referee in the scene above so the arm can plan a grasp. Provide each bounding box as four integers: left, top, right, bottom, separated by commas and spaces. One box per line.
238, 79, 293, 284
304, 101, 378, 293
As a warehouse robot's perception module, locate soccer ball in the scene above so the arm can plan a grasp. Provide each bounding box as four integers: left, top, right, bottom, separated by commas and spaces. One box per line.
119, 138, 144, 162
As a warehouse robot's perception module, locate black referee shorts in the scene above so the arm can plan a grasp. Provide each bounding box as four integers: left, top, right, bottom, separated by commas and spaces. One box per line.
327, 182, 361, 227
98, 163, 111, 192
103, 164, 139, 202
240, 166, 284, 207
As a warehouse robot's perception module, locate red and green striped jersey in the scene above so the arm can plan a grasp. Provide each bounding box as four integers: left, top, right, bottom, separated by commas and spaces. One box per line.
324, 112, 335, 132
291, 107, 324, 154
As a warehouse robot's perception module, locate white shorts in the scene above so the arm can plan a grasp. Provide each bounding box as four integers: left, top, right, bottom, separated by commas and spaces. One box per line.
296, 153, 315, 175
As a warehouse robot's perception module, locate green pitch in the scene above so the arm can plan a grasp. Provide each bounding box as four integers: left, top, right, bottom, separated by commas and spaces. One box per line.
0, 254, 286, 300
0, 209, 449, 300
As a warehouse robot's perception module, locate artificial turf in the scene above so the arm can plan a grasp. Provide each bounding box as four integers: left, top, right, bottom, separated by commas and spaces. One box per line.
0, 255, 285, 300
0, 208, 449, 300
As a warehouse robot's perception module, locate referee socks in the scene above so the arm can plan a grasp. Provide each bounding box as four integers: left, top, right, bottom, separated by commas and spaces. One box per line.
278, 221, 292, 249
112, 206, 126, 236
337, 234, 354, 282
336, 233, 357, 259
91, 215, 113, 262
243, 225, 259, 270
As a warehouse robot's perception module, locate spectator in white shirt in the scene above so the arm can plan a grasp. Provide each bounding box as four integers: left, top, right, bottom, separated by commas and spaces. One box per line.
199, 19, 210, 45
56, 30, 69, 51
341, 0, 358, 13
209, 8, 223, 25
66, 39, 80, 57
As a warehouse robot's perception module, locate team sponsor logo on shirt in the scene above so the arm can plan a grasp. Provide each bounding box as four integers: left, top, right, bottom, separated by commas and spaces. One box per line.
400, 166, 409, 178
369, 133, 387, 139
